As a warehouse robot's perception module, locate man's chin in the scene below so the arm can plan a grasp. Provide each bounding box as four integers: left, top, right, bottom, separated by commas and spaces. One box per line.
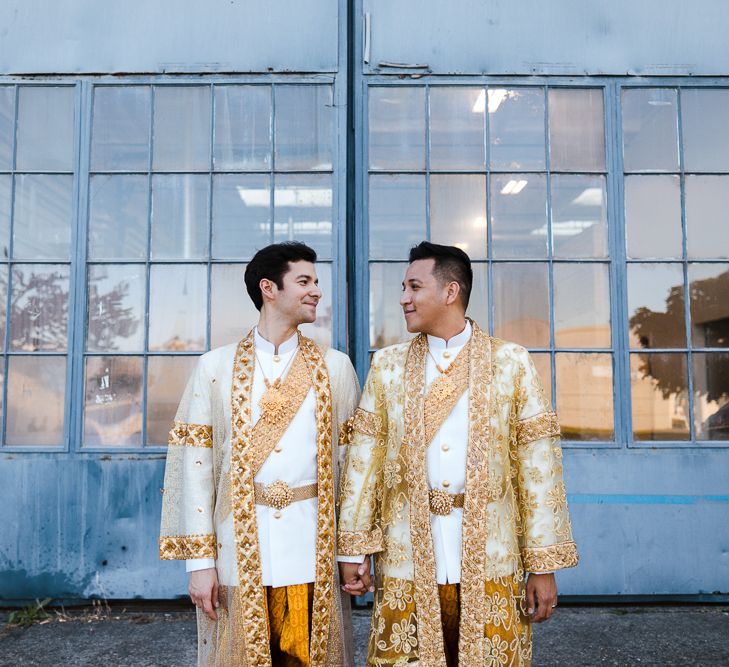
404, 318, 422, 333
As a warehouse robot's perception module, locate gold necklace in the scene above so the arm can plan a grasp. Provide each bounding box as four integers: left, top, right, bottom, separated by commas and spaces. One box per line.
256, 349, 297, 422
426, 347, 459, 402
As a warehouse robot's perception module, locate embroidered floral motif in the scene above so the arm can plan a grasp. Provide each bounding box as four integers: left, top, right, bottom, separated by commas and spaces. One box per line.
352, 407, 382, 436
337, 528, 384, 555
382, 578, 414, 612
516, 411, 560, 446
159, 533, 216, 560
383, 460, 402, 488
523, 541, 579, 572
168, 421, 213, 448
484, 633, 510, 666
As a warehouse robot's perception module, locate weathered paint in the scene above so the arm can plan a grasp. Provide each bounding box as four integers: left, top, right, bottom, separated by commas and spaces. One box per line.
363, 0, 729, 76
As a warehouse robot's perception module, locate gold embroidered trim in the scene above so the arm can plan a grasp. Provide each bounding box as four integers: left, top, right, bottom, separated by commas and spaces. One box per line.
423, 340, 470, 447
523, 541, 579, 572
159, 534, 216, 560
168, 421, 213, 448
352, 406, 382, 437
458, 321, 494, 663
403, 334, 446, 666
517, 411, 561, 446
298, 334, 338, 667
338, 415, 355, 445
337, 527, 384, 556
249, 350, 312, 475
230, 331, 271, 666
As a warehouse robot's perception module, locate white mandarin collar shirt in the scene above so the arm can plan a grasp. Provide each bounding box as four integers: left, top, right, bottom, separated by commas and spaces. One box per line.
188, 327, 320, 587
425, 320, 472, 584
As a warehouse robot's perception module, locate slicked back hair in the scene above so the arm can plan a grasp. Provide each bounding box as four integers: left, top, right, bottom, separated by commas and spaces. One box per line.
244, 241, 317, 311
408, 241, 473, 309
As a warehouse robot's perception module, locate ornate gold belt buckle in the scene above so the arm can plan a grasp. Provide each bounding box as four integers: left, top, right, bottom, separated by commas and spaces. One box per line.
429, 488, 454, 516
264, 480, 294, 510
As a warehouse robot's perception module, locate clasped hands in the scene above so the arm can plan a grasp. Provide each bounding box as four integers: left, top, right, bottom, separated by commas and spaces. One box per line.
338, 556, 374, 596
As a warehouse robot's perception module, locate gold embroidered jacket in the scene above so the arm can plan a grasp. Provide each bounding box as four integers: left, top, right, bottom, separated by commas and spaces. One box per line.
337, 322, 578, 666
160, 331, 360, 667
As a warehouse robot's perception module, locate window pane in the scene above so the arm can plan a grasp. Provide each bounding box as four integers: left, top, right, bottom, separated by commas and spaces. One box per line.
369, 262, 411, 349
369, 87, 425, 170
551, 174, 607, 258
631, 352, 690, 441
689, 263, 729, 348
685, 176, 729, 259
10, 264, 70, 351
211, 263, 257, 348
621, 88, 678, 172
556, 352, 614, 440
153, 86, 211, 171
83, 356, 143, 447
0, 175, 11, 259
214, 85, 271, 171
490, 174, 547, 258
274, 86, 333, 171
548, 89, 605, 172
0, 265, 6, 346
693, 353, 729, 440
468, 263, 488, 336
429, 87, 485, 170
212, 174, 270, 259
16, 86, 75, 171
554, 263, 611, 348
493, 263, 549, 348
627, 263, 686, 349
625, 175, 682, 259
6, 355, 66, 445
151, 174, 209, 260
147, 355, 198, 446
87, 264, 145, 352
0, 86, 13, 169
430, 175, 486, 259
274, 173, 333, 259
149, 264, 207, 351
13, 174, 73, 260
369, 175, 425, 259
530, 352, 553, 408
88, 175, 148, 260
299, 262, 333, 348
682, 89, 729, 173
489, 88, 545, 171
91, 86, 150, 171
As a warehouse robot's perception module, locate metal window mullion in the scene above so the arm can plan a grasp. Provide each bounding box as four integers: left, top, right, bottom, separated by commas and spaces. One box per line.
1, 84, 19, 447
357, 81, 371, 380
484, 85, 493, 336
270, 84, 276, 246
141, 85, 155, 449
676, 88, 696, 442
544, 85, 558, 408
206, 83, 215, 352
424, 84, 431, 242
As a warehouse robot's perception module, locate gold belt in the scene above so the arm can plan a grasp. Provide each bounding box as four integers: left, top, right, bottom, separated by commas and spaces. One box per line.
254, 480, 318, 511
429, 489, 465, 516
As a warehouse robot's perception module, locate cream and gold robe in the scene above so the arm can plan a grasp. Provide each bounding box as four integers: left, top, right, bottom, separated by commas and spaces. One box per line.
337, 321, 578, 666
160, 330, 360, 667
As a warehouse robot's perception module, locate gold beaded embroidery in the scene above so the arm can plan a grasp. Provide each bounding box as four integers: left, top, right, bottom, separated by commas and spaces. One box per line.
159, 533, 217, 560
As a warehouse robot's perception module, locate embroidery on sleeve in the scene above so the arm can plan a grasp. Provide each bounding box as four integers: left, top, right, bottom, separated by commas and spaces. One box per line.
516, 411, 560, 446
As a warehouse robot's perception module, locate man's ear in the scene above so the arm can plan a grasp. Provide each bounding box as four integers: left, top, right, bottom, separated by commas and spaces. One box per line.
445, 280, 461, 306
259, 278, 276, 303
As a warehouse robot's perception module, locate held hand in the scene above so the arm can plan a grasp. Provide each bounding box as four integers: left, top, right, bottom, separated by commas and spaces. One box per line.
339, 556, 374, 596
189, 567, 220, 621
526, 573, 557, 623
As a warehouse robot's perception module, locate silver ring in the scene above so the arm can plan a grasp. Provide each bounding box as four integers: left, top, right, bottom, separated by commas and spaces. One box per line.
551, 604, 557, 608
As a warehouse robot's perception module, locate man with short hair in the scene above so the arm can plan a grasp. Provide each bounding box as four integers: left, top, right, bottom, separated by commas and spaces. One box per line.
337, 241, 578, 666
160, 241, 359, 667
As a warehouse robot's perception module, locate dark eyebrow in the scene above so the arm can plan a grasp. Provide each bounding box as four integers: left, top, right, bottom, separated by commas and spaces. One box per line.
295, 274, 315, 280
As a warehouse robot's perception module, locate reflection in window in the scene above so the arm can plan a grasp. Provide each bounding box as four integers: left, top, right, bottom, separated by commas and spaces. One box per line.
493, 263, 549, 348
556, 352, 614, 440
369, 262, 411, 349
83, 356, 143, 447
685, 176, 729, 259
0, 175, 10, 258
87, 265, 145, 352
0, 86, 13, 169
489, 88, 545, 171
548, 89, 605, 172
621, 88, 678, 172
689, 264, 729, 348
6, 356, 66, 446
551, 174, 607, 258
627, 263, 686, 349
490, 174, 547, 258
682, 89, 729, 173
369, 175, 425, 259
429, 87, 485, 170
429, 175, 486, 259
693, 353, 729, 440
147, 356, 198, 446
369, 87, 425, 170
624, 175, 682, 259
631, 353, 690, 441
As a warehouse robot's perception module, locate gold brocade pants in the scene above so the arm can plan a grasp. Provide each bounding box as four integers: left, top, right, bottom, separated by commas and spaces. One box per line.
438, 584, 460, 667
265, 583, 315, 667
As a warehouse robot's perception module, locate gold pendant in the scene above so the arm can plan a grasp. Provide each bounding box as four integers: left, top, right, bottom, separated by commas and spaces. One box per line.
428, 374, 457, 403
259, 386, 288, 424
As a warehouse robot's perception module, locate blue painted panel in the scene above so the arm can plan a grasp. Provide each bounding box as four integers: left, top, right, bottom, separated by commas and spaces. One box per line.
0, 0, 339, 74
363, 0, 729, 76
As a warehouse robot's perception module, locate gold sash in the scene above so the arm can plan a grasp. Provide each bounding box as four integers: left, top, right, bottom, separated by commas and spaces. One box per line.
423, 340, 470, 447
249, 350, 313, 476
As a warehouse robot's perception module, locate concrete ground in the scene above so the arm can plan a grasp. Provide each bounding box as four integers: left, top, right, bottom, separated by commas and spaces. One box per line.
1, 605, 728, 666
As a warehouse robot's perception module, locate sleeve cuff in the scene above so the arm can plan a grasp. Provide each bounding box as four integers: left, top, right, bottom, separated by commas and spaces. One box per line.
337, 554, 366, 564
523, 541, 578, 572
337, 528, 384, 556
159, 534, 217, 560
186, 558, 216, 572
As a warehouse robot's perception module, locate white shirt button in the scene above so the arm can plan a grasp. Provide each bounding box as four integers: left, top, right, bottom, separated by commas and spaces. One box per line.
273, 510, 282, 519
274, 446, 282, 453
442, 351, 451, 359
441, 443, 449, 452
442, 480, 450, 488
273, 355, 281, 363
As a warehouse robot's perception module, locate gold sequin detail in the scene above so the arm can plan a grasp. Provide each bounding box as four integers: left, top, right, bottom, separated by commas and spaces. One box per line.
516, 410, 561, 446
168, 421, 213, 448
523, 541, 579, 572
159, 533, 217, 560
352, 407, 382, 437
337, 527, 384, 555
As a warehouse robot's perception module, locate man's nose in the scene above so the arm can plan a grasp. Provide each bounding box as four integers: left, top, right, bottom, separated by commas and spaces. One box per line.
399, 291, 409, 306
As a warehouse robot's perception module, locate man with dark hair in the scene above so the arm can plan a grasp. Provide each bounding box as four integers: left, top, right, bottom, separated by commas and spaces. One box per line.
161, 241, 359, 666
337, 241, 578, 666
